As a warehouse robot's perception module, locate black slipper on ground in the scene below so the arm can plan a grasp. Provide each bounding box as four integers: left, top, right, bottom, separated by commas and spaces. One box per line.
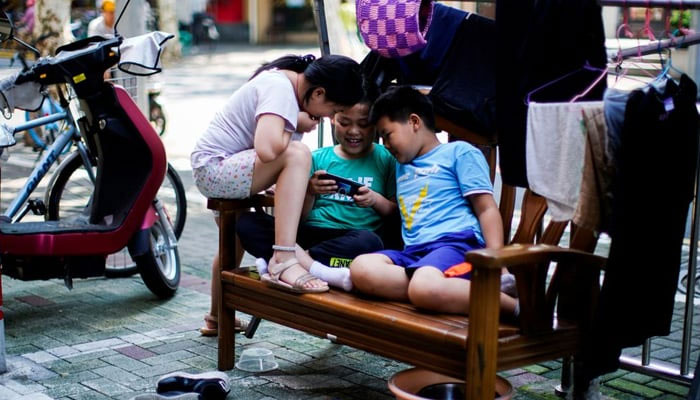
156, 371, 230, 400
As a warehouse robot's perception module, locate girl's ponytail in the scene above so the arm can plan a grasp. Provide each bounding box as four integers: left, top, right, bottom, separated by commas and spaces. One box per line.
250, 54, 316, 79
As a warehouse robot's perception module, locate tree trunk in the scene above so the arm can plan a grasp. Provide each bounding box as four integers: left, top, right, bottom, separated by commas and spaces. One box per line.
34, 0, 72, 56
157, 0, 181, 63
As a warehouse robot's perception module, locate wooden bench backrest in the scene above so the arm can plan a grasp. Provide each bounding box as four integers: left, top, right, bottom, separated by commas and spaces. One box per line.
439, 118, 602, 335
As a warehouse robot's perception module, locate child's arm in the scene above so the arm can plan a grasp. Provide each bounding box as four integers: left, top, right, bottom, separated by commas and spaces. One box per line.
253, 114, 292, 163
353, 186, 397, 216
469, 193, 503, 250
301, 170, 338, 217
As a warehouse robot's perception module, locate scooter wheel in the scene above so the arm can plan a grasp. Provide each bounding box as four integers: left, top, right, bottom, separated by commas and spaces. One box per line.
134, 219, 180, 298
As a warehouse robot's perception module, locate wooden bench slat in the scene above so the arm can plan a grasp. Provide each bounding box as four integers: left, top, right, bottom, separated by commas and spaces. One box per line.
224, 270, 519, 346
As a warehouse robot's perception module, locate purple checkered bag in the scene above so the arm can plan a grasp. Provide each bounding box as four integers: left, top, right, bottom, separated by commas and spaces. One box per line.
356, 0, 434, 58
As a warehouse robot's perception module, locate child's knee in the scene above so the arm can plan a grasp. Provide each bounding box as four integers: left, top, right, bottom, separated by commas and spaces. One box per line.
284, 141, 311, 167
349, 254, 374, 284
407, 276, 447, 309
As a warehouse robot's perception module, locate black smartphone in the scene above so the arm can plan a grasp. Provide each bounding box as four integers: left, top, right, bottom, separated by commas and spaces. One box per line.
318, 173, 364, 196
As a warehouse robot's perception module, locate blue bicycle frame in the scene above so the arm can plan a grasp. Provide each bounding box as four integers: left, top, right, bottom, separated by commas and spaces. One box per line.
3, 103, 95, 222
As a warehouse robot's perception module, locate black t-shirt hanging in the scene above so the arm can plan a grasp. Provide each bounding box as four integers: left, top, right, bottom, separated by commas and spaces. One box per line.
496, 0, 608, 188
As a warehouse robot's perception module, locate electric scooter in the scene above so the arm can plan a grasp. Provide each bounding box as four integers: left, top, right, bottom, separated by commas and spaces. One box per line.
0, 5, 180, 298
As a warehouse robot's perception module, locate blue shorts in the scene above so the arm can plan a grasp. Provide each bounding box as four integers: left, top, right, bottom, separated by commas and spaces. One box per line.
376, 230, 483, 279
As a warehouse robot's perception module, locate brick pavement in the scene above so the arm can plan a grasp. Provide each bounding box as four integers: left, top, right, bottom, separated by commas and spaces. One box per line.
0, 44, 696, 399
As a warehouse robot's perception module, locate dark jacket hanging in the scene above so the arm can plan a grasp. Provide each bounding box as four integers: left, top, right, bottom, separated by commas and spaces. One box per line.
583, 75, 699, 379
496, 0, 608, 187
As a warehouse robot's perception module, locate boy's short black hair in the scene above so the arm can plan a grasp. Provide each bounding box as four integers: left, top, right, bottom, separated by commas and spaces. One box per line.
368, 85, 436, 132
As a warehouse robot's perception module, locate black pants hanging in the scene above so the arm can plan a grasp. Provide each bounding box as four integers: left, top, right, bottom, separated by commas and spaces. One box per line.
583, 75, 699, 379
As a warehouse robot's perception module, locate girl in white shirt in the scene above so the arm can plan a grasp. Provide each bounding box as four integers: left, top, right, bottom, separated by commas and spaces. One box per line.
192, 54, 363, 334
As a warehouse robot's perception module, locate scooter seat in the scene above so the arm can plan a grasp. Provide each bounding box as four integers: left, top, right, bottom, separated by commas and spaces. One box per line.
0, 219, 112, 235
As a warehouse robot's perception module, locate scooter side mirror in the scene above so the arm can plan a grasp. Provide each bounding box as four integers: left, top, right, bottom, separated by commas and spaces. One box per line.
0, 12, 14, 43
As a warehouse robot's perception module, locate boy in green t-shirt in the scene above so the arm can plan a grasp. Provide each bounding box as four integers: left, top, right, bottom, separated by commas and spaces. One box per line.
237, 94, 398, 291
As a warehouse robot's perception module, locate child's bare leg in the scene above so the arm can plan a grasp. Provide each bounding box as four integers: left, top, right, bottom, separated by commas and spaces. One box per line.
408, 267, 518, 315
350, 254, 410, 300
250, 142, 324, 288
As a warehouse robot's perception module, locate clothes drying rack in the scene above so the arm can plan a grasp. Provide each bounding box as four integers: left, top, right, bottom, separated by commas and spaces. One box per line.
309, 0, 700, 385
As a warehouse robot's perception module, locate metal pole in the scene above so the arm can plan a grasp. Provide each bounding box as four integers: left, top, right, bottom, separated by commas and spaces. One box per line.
680, 125, 700, 376
311, 0, 330, 149
612, 32, 700, 61
312, 0, 331, 56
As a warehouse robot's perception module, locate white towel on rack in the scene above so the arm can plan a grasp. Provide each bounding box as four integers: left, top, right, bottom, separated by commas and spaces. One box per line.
526, 101, 604, 222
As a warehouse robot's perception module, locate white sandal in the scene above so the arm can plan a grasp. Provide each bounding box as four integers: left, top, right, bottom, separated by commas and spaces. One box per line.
261, 257, 329, 294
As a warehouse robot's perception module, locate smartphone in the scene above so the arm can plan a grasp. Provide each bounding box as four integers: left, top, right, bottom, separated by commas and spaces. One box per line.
318, 173, 364, 196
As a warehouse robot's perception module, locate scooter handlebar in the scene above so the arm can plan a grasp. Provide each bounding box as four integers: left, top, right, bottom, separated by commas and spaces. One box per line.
14, 35, 122, 89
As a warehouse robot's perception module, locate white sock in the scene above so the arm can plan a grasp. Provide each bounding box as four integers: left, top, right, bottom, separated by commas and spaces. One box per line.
513, 301, 520, 318
309, 261, 353, 291
256, 258, 268, 276
500, 273, 518, 298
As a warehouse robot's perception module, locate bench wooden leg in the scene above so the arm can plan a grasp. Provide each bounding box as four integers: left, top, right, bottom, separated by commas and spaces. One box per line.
466, 267, 501, 400
555, 356, 573, 397
217, 209, 237, 370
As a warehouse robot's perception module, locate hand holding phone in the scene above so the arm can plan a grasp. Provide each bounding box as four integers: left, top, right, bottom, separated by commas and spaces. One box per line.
318, 172, 364, 197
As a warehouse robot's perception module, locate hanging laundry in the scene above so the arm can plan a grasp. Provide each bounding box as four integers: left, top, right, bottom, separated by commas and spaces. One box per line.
583, 74, 699, 380
525, 101, 603, 222
496, 0, 607, 187
573, 107, 615, 233
359, 4, 496, 139
359, 3, 468, 90
429, 12, 497, 139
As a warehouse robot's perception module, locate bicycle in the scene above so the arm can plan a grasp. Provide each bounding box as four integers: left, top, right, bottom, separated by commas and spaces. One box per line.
8, 33, 71, 156
2, 78, 186, 277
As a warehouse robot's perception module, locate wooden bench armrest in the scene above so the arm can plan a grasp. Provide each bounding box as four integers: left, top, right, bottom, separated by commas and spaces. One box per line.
466, 243, 607, 271
468, 243, 605, 339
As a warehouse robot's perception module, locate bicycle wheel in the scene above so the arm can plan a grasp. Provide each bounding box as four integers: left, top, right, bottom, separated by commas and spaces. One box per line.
45, 151, 187, 276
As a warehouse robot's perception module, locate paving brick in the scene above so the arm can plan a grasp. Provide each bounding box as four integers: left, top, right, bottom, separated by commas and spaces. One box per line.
82, 377, 135, 397
114, 345, 157, 360
48, 358, 110, 375
647, 379, 690, 396
45, 383, 92, 399
141, 350, 195, 366
100, 354, 151, 372
92, 365, 141, 382
181, 355, 218, 370
2, 379, 46, 395
147, 339, 201, 355
621, 372, 655, 384
606, 378, 664, 397
131, 361, 191, 378
538, 360, 562, 369
523, 364, 550, 374
654, 394, 687, 400
507, 372, 549, 388
69, 390, 113, 400
42, 370, 101, 387
16, 295, 55, 307
23, 350, 59, 364
18, 393, 54, 400
0, 384, 21, 399
47, 345, 81, 358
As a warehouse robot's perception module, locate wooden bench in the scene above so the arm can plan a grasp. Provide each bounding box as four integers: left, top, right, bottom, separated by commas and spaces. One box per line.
207, 124, 606, 400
